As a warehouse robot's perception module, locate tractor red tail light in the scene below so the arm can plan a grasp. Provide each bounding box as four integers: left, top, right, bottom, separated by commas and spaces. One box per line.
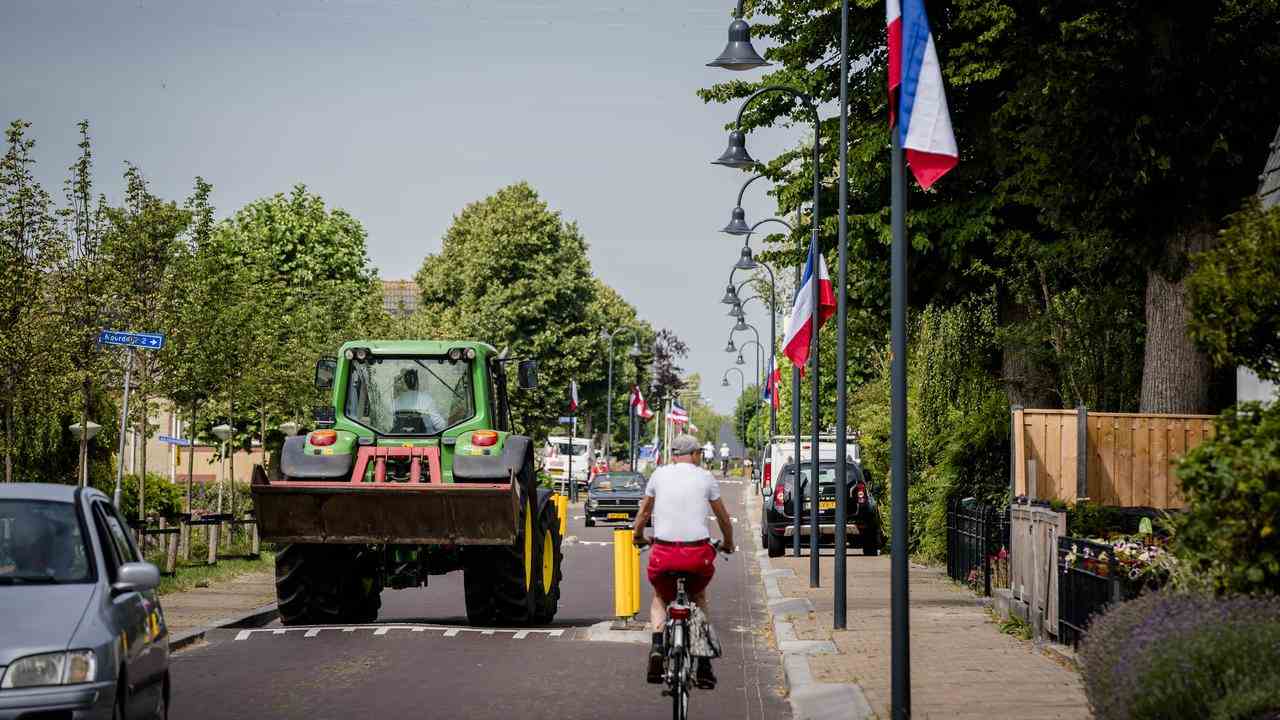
668, 605, 691, 621
763, 462, 772, 492
472, 430, 499, 447
309, 430, 337, 447
773, 482, 787, 513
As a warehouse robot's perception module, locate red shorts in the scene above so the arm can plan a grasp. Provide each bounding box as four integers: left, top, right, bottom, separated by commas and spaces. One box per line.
647, 540, 716, 602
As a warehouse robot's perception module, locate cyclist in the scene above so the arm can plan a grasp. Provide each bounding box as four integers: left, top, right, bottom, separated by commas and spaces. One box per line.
718, 443, 730, 475
633, 433, 735, 689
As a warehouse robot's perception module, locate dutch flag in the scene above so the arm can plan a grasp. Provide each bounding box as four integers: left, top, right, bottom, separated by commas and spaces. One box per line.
887, 0, 958, 189
568, 380, 579, 413
783, 245, 836, 372
763, 355, 781, 410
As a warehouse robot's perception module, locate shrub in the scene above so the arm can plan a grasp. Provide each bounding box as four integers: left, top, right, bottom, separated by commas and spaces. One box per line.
92, 472, 183, 522
1172, 401, 1280, 595
1079, 592, 1280, 720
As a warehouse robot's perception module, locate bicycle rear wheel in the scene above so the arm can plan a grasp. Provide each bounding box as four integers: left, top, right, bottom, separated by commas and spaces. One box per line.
670, 652, 688, 720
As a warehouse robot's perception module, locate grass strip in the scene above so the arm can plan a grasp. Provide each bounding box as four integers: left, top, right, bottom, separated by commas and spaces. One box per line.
156, 551, 275, 596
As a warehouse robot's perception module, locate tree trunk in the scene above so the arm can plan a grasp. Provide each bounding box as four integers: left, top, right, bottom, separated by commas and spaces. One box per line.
1140, 227, 1215, 413
999, 292, 1057, 408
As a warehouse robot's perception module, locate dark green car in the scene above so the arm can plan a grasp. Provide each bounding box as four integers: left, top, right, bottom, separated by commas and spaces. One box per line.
584, 472, 646, 527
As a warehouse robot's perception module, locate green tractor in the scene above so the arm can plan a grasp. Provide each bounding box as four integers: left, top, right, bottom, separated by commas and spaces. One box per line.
250, 340, 563, 627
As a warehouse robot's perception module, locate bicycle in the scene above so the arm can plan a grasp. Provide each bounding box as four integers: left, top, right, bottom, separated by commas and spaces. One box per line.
638, 538, 728, 720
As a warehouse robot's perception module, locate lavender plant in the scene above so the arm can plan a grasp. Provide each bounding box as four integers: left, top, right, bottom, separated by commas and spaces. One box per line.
1080, 592, 1280, 720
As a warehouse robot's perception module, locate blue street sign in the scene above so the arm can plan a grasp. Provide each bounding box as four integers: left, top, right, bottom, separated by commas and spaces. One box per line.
98, 330, 165, 350
558, 416, 573, 425
157, 434, 191, 446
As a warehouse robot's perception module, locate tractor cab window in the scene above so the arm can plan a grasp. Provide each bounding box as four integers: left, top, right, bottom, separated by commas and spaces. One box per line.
344, 356, 475, 435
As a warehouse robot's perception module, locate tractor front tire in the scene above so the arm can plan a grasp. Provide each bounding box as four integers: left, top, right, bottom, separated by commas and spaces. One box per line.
275, 544, 382, 626
463, 498, 537, 626
533, 500, 563, 624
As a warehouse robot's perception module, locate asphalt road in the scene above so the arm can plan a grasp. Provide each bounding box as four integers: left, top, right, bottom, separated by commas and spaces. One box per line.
169, 477, 789, 720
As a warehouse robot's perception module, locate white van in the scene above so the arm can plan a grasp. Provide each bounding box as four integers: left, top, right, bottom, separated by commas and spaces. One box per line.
544, 436, 593, 491
762, 434, 861, 493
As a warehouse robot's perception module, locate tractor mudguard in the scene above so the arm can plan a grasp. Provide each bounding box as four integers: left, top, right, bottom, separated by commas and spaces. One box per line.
535, 487, 555, 518
279, 435, 355, 480
453, 435, 531, 482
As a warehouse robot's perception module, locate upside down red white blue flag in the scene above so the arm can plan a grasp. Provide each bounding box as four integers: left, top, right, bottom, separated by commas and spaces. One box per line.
887, 0, 958, 189
782, 245, 836, 371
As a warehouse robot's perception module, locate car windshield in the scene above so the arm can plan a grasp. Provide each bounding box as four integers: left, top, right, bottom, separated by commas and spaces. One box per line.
593, 474, 644, 492
0, 500, 93, 584
344, 356, 474, 435
552, 443, 589, 456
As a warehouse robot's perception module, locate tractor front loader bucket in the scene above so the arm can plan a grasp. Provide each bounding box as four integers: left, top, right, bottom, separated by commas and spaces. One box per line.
251, 446, 520, 545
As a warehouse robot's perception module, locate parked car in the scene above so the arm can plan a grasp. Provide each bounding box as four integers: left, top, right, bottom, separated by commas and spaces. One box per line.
584, 472, 646, 527
760, 460, 884, 558
0, 484, 169, 719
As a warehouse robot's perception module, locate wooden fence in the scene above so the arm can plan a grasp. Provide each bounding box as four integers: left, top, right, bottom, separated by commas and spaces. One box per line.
1013, 408, 1215, 508
1009, 500, 1066, 640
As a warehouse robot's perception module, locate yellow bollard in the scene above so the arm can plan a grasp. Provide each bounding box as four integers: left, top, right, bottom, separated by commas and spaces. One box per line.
630, 538, 642, 616
614, 529, 632, 619
556, 494, 568, 537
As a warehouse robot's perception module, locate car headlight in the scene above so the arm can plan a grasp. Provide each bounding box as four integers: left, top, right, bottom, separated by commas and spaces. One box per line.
0, 650, 96, 688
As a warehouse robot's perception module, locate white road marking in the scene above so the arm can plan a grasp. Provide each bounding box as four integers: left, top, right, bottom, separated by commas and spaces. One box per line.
233, 625, 565, 642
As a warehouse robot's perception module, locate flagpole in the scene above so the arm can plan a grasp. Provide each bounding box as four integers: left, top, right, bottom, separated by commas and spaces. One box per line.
833, 0, 851, 632
808, 114, 822, 590
792, 206, 803, 558
890, 95, 912, 720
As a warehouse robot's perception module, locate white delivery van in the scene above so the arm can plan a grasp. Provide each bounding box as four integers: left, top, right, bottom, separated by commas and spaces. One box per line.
762, 434, 861, 493
544, 436, 593, 491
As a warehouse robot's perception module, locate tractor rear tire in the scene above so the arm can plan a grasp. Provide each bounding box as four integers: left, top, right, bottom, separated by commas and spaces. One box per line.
275, 544, 382, 626
463, 497, 537, 626
533, 500, 563, 624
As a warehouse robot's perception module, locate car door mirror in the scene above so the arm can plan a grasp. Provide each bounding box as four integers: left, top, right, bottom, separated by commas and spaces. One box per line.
517, 360, 538, 390
315, 356, 337, 390
112, 562, 160, 595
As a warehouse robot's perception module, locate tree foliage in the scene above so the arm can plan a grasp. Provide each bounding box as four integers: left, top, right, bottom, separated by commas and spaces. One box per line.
1187, 198, 1280, 382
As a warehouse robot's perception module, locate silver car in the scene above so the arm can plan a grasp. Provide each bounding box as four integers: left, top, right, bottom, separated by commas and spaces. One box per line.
0, 484, 169, 719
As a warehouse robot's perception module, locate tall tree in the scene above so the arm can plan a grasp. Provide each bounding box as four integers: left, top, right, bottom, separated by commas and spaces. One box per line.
415, 182, 601, 441
0, 121, 63, 481
100, 163, 191, 515
702, 0, 1280, 414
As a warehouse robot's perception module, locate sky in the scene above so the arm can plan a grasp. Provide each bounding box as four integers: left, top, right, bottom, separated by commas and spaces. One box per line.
1, 0, 803, 414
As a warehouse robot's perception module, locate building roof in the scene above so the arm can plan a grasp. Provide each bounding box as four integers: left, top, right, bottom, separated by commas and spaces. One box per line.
1259, 123, 1280, 210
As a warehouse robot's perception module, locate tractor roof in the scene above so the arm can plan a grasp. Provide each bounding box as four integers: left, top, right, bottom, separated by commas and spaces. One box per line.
338, 339, 497, 357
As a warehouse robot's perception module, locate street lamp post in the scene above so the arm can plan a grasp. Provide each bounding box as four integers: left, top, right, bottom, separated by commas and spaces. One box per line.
712, 84, 823, 588
211, 423, 234, 514
68, 421, 101, 487
720, 368, 747, 460
602, 329, 641, 466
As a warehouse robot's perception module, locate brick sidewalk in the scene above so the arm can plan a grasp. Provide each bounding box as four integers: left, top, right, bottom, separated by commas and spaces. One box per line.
770, 553, 1089, 719
161, 571, 276, 639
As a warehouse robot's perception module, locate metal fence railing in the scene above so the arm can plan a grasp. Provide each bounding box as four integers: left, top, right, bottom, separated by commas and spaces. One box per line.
946, 498, 1009, 597
128, 513, 260, 574
1056, 536, 1143, 648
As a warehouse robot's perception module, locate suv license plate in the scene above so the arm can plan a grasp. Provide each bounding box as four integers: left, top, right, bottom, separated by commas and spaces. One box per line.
818, 500, 837, 510
607, 512, 630, 520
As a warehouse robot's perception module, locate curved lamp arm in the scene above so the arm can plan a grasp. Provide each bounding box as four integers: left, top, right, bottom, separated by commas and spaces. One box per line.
736, 173, 767, 207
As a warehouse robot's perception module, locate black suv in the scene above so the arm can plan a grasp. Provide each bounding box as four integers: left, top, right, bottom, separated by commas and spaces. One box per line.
760, 460, 884, 558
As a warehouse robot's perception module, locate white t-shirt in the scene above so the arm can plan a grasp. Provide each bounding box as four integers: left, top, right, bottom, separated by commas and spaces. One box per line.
645, 462, 721, 542
719, 446, 730, 459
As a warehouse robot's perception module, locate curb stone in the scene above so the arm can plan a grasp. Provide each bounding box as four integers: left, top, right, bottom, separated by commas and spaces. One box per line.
168, 602, 278, 652
745, 485, 874, 720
